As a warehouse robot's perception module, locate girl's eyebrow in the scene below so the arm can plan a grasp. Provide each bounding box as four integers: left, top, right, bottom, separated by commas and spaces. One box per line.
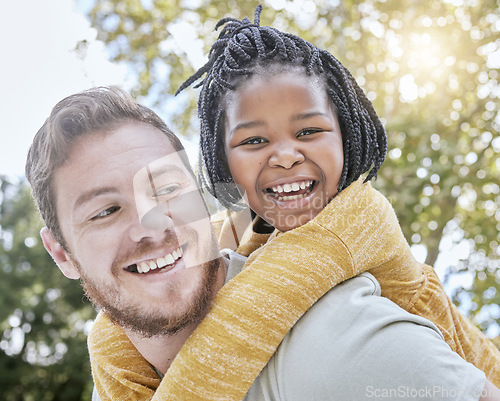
230, 111, 328, 136
229, 120, 264, 136
292, 111, 328, 121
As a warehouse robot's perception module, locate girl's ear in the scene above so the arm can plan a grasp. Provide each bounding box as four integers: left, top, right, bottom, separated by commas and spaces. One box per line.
40, 227, 81, 280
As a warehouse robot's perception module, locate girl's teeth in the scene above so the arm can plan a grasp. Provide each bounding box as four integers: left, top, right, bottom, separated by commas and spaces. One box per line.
279, 193, 307, 201
165, 254, 175, 265
149, 260, 157, 270
157, 257, 167, 268
271, 180, 312, 194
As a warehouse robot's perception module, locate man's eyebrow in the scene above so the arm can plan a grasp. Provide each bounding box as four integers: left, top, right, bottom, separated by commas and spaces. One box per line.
74, 187, 118, 211
148, 163, 187, 181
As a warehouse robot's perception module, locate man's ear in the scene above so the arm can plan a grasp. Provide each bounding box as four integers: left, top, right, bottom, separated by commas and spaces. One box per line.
40, 227, 80, 280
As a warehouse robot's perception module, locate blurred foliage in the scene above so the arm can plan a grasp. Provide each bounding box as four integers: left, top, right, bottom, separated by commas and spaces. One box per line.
0, 177, 96, 400
2, 0, 499, 398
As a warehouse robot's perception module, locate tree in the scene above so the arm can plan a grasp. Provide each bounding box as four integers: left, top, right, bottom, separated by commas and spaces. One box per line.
85, 0, 499, 335
0, 176, 95, 400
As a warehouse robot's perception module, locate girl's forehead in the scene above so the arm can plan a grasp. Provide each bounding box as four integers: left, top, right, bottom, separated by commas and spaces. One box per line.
224, 72, 334, 126
231, 70, 326, 100
248, 68, 319, 85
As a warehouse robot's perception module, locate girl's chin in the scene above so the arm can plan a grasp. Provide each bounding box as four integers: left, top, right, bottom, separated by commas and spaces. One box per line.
264, 211, 319, 232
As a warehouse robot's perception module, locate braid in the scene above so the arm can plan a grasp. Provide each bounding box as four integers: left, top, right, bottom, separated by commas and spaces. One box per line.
177, 5, 387, 209
253, 4, 263, 25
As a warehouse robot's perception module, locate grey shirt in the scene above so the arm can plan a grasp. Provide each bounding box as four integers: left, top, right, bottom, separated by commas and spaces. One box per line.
244, 272, 486, 401
93, 251, 486, 401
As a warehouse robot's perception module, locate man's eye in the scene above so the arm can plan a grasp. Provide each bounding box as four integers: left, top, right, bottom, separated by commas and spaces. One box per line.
154, 184, 181, 198
91, 206, 120, 220
240, 137, 266, 145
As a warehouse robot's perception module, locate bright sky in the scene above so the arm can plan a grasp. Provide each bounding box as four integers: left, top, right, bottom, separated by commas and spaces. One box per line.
0, 0, 134, 181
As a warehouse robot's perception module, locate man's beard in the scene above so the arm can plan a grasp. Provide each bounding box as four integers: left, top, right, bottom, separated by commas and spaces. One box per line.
79, 257, 221, 338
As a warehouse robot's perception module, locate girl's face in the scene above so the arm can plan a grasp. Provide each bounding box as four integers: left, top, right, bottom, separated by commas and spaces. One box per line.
224, 72, 344, 232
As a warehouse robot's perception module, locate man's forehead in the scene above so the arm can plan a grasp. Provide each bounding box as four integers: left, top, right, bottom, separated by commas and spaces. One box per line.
134, 151, 192, 184
148, 151, 188, 172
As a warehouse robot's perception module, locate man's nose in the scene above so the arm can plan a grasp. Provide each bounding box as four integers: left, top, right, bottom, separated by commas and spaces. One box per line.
135, 192, 174, 230
129, 204, 174, 243
268, 142, 305, 169
140, 203, 174, 231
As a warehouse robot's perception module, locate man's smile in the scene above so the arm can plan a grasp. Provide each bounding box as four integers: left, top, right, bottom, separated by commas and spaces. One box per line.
131, 246, 183, 274
124, 245, 185, 274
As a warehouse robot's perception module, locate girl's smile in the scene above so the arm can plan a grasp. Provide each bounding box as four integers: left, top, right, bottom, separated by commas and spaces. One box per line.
224, 72, 344, 232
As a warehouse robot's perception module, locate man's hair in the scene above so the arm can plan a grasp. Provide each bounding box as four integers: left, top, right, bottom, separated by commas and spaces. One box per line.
25, 86, 186, 248
177, 5, 387, 209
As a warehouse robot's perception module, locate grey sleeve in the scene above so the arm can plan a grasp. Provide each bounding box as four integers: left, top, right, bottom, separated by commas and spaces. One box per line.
246, 274, 486, 401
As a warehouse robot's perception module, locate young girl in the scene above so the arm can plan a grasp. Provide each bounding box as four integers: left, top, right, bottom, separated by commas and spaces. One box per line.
89, 6, 500, 400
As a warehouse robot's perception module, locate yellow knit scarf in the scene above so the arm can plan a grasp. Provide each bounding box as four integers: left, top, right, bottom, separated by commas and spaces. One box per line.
89, 179, 500, 400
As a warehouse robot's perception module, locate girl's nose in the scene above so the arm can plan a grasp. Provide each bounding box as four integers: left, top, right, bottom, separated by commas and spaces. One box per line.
268, 143, 305, 169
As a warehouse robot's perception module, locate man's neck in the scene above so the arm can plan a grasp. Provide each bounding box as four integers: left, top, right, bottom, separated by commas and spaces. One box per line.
123, 255, 230, 375
124, 322, 199, 375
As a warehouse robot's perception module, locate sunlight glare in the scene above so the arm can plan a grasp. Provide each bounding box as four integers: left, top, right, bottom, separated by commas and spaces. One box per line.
399, 74, 419, 102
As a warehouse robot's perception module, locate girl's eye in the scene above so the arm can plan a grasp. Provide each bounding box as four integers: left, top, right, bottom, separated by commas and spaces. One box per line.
91, 206, 120, 220
240, 137, 266, 146
297, 129, 321, 137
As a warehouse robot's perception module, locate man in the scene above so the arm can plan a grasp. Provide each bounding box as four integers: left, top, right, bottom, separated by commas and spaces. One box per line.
26, 86, 226, 369
25, 87, 499, 400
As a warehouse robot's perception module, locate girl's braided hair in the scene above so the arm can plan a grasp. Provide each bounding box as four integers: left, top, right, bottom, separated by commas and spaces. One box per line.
177, 5, 387, 209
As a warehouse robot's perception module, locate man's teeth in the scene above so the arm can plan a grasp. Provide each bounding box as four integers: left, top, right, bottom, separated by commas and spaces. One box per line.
136, 247, 183, 274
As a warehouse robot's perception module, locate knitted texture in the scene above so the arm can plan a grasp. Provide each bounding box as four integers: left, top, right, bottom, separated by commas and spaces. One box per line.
90, 313, 159, 400
88, 179, 500, 400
